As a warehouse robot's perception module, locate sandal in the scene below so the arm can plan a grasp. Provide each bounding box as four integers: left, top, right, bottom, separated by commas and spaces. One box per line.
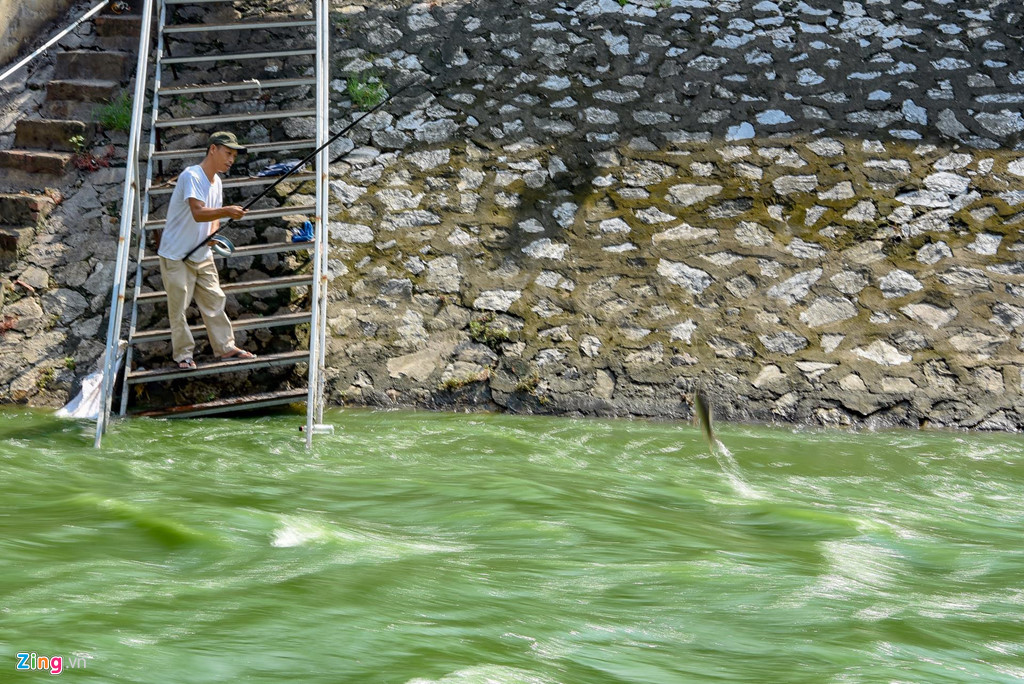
219, 348, 257, 361
177, 358, 197, 369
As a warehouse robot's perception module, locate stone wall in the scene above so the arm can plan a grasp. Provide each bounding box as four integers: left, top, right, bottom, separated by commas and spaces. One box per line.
0, 0, 76, 66
6, 0, 1024, 431
314, 0, 1024, 429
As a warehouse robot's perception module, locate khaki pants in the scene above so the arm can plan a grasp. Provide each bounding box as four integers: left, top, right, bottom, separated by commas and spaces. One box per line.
159, 256, 235, 361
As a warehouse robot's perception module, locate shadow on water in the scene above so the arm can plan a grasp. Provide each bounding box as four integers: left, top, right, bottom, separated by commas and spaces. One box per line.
0, 407, 93, 445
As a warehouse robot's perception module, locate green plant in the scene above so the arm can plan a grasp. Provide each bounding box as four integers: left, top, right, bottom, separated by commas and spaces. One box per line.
347, 72, 386, 109
437, 369, 490, 392
469, 313, 514, 351
64, 357, 76, 371
68, 134, 86, 154
617, 0, 629, 6
514, 372, 540, 395
37, 367, 56, 389
97, 91, 133, 132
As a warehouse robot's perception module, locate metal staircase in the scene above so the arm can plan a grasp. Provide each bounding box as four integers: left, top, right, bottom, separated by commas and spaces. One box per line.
95, 0, 331, 447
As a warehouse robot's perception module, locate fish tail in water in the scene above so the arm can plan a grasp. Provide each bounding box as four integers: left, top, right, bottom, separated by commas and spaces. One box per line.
694, 389, 715, 448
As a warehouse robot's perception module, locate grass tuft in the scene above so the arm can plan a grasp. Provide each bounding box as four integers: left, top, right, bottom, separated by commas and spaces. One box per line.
97, 91, 133, 132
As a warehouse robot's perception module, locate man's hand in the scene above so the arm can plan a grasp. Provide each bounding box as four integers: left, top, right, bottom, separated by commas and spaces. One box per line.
188, 198, 247, 223
223, 205, 246, 220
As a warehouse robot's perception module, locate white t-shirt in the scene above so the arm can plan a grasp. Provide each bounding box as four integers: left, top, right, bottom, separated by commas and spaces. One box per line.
158, 164, 222, 263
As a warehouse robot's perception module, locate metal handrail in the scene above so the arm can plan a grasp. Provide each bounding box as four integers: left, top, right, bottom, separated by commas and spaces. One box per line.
95, 0, 156, 447
118, 0, 166, 418
0, 0, 110, 84
305, 0, 329, 447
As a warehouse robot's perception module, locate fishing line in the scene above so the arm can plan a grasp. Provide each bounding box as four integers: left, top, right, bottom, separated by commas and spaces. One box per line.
182, 75, 427, 261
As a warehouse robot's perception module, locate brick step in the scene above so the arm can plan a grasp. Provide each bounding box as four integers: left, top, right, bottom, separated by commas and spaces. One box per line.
0, 226, 38, 266
95, 14, 142, 37
55, 50, 133, 82
0, 192, 57, 224
14, 118, 91, 152
46, 79, 120, 103
0, 150, 74, 175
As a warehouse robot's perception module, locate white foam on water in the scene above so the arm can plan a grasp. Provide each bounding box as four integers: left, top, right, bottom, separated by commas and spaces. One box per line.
711, 439, 763, 500
270, 514, 466, 559
809, 540, 901, 602
404, 665, 555, 684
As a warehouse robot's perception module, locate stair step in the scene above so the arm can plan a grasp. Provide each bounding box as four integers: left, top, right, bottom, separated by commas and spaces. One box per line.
149, 172, 316, 195
0, 149, 73, 174
140, 240, 313, 267
163, 19, 316, 35
165, 0, 304, 3
155, 108, 315, 129
158, 76, 316, 97
0, 193, 57, 223
147, 138, 316, 161
126, 349, 309, 385
144, 204, 316, 230
95, 14, 143, 37
46, 79, 120, 103
55, 50, 132, 82
0, 226, 38, 263
132, 311, 311, 344
39, 100, 105, 120
14, 118, 91, 151
132, 388, 307, 418
161, 48, 315, 66
137, 274, 312, 303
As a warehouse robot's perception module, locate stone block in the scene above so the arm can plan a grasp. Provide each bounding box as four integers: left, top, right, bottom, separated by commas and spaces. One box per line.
0, 193, 55, 224
0, 226, 37, 264
55, 50, 131, 82
0, 150, 73, 175
46, 80, 119, 104
14, 118, 91, 151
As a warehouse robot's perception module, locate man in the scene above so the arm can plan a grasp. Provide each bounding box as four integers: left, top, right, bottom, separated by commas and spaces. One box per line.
158, 130, 256, 369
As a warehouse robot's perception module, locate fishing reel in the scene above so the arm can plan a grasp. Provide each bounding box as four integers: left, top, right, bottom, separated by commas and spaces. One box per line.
111, 1, 132, 14
208, 235, 235, 258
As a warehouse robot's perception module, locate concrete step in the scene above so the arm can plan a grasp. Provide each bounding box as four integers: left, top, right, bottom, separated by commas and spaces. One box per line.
0, 149, 74, 175
55, 50, 133, 82
96, 35, 140, 52
95, 14, 142, 37
95, 15, 144, 51
0, 226, 38, 266
14, 118, 91, 152
39, 99, 104, 120
46, 79, 120, 103
0, 192, 57, 224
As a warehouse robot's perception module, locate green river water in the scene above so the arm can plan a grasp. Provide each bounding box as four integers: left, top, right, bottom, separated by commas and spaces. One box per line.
1, 407, 1022, 683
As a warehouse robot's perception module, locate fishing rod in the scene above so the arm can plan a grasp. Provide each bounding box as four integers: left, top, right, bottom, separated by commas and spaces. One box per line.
182, 77, 421, 261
